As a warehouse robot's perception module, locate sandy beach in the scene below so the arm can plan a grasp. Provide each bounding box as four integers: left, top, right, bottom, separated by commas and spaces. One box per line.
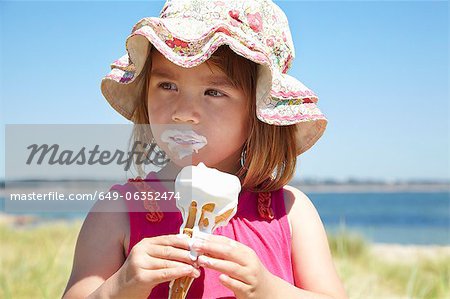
371, 243, 450, 263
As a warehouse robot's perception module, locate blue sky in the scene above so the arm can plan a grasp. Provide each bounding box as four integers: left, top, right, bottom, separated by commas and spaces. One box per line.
1, 0, 448, 181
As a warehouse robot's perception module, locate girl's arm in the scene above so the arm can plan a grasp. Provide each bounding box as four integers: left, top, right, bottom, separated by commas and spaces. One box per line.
62, 199, 129, 298
281, 185, 349, 299
62, 199, 200, 298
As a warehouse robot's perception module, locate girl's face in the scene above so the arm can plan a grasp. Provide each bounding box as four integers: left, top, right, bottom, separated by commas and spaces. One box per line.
147, 50, 249, 174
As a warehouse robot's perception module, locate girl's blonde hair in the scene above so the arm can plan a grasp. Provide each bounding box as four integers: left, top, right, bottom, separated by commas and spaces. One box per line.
132, 45, 298, 192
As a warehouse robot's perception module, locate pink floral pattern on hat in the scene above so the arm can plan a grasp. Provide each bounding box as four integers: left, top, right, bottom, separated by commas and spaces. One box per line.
247, 12, 263, 33
101, 0, 327, 155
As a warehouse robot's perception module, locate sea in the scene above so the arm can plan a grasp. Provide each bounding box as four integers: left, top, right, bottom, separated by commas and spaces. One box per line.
306, 191, 449, 245
1, 191, 449, 245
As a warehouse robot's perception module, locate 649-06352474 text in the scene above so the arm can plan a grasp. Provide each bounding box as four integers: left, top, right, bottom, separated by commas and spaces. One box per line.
8, 191, 181, 201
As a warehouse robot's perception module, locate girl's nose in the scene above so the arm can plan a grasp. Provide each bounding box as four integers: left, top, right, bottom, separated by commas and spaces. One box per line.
171, 96, 200, 124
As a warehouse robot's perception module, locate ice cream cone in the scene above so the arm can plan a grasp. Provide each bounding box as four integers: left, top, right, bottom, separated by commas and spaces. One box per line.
168, 163, 241, 299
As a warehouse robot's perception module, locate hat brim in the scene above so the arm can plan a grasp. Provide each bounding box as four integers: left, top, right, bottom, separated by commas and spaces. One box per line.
101, 17, 327, 155
256, 71, 328, 155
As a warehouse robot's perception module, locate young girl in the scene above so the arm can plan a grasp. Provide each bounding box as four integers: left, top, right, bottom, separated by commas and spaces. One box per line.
63, 0, 348, 298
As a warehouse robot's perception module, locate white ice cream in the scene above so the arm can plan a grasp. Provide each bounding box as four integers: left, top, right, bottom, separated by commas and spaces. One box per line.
160, 129, 207, 159
175, 162, 241, 259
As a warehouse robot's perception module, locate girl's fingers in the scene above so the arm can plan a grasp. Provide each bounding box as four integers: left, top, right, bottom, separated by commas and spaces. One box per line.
192, 235, 246, 265
142, 234, 191, 250
146, 244, 194, 265
147, 265, 200, 285
219, 273, 248, 295
196, 255, 248, 283
145, 257, 197, 271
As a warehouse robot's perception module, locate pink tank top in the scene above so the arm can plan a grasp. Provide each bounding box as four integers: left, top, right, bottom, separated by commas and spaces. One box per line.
111, 171, 294, 298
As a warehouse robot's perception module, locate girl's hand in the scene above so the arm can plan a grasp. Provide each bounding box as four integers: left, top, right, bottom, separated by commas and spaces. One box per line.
193, 235, 275, 299
111, 234, 200, 298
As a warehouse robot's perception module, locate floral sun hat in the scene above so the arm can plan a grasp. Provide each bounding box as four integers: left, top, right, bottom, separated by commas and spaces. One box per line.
101, 0, 328, 155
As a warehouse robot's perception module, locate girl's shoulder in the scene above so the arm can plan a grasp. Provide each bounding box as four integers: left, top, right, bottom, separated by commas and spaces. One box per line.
282, 185, 318, 235
282, 185, 348, 298
282, 184, 311, 210
282, 184, 312, 216
64, 197, 129, 295
88, 196, 130, 257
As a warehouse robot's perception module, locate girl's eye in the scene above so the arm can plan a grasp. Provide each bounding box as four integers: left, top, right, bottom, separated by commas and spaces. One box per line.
159, 82, 177, 91
205, 90, 225, 97
159, 82, 225, 97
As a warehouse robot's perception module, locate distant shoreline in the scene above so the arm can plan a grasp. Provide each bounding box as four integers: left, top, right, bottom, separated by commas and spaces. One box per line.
293, 183, 450, 193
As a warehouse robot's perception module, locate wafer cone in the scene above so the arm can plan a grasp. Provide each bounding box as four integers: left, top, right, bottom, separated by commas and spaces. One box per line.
169, 203, 215, 299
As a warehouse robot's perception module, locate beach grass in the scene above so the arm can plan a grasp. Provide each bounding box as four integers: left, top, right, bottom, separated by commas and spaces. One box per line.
328, 230, 450, 299
0, 221, 82, 298
0, 221, 449, 299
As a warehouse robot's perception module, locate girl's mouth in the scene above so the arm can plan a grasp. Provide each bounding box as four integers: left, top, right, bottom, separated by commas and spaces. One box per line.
170, 136, 203, 145
160, 129, 208, 159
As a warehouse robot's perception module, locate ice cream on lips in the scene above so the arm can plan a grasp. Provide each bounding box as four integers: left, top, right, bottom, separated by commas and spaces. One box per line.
160, 129, 207, 159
